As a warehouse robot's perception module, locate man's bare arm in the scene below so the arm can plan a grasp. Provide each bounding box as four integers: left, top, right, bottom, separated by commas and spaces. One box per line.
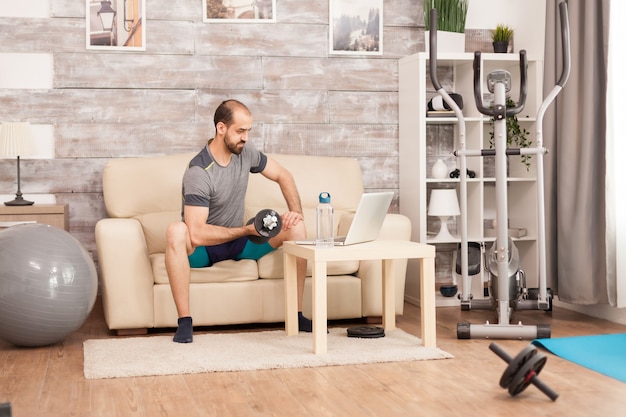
261, 158, 303, 214
261, 157, 305, 230
184, 205, 255, 247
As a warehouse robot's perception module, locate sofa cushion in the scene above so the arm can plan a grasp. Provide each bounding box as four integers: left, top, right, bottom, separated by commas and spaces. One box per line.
257, 248, 359, 279
151, 254, 259, 284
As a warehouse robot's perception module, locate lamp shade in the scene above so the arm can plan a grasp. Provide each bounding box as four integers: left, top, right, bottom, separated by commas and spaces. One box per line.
0, 122, 36, 158
428, 189, 460, 217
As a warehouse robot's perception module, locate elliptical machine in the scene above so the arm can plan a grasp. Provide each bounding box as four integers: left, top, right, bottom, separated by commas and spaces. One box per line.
428, 2, 571, 339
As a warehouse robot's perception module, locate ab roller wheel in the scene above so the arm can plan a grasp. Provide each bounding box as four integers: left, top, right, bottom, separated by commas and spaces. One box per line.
247, 209, 282, 244
490, 342, 558, 401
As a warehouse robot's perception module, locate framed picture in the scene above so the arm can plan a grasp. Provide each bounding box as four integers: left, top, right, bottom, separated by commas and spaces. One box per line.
86, 0, 146, 51
329, 0, 383, 55
203, 0, 276, 23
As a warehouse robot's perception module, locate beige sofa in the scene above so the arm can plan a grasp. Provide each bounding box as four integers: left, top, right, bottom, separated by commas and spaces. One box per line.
95, 152, 412, 334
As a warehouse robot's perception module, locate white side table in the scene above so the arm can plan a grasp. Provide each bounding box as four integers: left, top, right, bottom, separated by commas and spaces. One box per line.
283, 240, 436, 354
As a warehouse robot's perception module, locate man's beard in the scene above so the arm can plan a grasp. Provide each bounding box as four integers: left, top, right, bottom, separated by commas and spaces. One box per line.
225, 133, 245, 155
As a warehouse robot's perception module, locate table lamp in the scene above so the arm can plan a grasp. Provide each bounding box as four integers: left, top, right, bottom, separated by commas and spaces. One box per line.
428, 189, 460, 241
0, 122, 37, 206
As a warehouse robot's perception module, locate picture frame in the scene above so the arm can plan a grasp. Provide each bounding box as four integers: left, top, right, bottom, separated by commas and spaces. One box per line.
86, 0, 146, 51
203, 0, 276, 23
329, 0, 383, 56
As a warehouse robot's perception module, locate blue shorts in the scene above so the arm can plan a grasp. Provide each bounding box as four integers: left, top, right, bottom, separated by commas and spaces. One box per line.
188, 237, 276, 268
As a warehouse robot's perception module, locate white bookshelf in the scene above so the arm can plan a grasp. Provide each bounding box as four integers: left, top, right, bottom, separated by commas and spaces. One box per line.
399, 52, 543, 307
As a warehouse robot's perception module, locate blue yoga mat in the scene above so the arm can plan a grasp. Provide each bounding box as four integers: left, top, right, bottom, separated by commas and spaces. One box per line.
533, 333, 626, 383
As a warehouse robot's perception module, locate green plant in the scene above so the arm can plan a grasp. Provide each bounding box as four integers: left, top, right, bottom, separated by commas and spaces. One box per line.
491, 24, 514, 42
423, 0, 468, 34
489, 97, 532, 170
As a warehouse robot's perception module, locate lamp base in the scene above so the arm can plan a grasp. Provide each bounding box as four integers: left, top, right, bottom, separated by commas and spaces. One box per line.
432, 216, 456, 241
6, 156, 34, 206
4, 196, 34, 206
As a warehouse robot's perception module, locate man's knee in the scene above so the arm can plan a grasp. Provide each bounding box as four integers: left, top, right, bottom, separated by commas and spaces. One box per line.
167, 222, 189, 247
276, 220, 306, 245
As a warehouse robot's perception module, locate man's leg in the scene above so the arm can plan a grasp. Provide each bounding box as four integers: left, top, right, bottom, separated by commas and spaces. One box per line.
238, 237, 312, 332
268, 219, 312, 332
295, 256, 312, 332
165, 221, 194, 343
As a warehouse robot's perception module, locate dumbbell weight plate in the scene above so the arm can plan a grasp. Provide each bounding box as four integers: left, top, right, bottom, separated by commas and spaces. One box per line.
499, 345, 538, 389
247, 209, 282, 243
508, 353, 547, 397
257, 209, 281, 237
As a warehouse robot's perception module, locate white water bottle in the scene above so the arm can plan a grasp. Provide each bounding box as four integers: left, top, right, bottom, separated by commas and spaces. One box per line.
316, 192, 334, 248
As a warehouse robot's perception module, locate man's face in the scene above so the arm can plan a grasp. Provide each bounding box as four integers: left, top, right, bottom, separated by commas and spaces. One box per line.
223, 109, 252, 155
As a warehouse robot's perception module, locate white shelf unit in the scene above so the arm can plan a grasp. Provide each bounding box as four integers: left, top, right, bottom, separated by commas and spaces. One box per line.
399, 52, 543, 307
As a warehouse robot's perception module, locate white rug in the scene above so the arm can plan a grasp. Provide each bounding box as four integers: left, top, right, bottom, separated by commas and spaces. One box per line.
83, 327, 453, 379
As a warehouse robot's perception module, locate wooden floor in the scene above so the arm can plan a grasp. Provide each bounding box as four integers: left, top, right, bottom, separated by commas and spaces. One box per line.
1, 298, 625, 417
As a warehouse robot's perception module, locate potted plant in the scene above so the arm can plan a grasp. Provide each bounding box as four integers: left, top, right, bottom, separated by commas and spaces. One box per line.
423, 0, 469, 53
488, 97, 532, 171
491, 24, 514, 53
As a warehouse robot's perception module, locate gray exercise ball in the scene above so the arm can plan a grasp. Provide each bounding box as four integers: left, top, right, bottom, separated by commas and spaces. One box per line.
0, 223, 97, 347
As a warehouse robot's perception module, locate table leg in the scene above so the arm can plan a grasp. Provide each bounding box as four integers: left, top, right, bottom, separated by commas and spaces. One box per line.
283, 252, 298, 336
382, 259, 396, 330
312, 260, 328, 354
420, 256, 437, 348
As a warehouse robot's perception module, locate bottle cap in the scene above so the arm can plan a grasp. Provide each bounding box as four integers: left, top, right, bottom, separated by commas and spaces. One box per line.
318, 192, 331, 203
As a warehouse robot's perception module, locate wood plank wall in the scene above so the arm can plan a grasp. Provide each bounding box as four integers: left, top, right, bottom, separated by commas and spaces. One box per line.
0, 0, 426, 265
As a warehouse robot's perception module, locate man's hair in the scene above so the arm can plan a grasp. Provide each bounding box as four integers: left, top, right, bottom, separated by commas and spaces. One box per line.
214, 99, 251, 128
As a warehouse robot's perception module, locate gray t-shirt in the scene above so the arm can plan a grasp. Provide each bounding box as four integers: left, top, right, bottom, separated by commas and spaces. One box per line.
182, 142, 267, 227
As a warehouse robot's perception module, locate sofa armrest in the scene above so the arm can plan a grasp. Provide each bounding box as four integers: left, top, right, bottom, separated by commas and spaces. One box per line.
359, 213, 412, 317
95, 218, 155, 330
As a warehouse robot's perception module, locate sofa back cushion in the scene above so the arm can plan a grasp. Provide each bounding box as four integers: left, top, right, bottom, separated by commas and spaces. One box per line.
245, 153, 364, 237
103, 152, 365, 255
102, 153, 195, 218
136, 211, 180, 254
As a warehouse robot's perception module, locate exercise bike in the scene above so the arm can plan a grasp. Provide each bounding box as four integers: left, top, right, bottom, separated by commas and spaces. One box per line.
428, 1, 571, 339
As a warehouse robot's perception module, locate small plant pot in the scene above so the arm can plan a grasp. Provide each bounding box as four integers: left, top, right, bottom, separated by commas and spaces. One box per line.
493, 41, 509, 53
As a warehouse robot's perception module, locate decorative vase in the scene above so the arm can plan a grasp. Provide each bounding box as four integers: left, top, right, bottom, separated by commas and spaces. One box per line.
492, 41, 509, 53
431, 159, 448, 179
425, 31, 466, 54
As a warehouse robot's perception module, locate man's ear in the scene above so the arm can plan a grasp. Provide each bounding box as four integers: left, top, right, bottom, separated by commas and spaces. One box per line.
216, 121, 227, 135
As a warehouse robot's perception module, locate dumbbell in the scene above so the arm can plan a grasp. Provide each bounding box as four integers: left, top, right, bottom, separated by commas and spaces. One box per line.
246, 209, 282, 244
449, 168, 476, 178
490, 342, 558, 401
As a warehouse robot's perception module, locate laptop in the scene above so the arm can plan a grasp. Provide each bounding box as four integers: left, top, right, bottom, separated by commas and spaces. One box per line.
295, 191, 393, 246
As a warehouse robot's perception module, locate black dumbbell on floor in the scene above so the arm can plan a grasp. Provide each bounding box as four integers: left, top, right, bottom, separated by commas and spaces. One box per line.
247, 209, 282, 244
490, 342, 558, 401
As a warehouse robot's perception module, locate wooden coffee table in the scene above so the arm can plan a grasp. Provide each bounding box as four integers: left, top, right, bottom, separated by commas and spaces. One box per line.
283, 240, 436, 354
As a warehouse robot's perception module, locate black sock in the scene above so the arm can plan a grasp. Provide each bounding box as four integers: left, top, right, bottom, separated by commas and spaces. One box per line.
173, 316, 193, 343
298, 312, 312, 332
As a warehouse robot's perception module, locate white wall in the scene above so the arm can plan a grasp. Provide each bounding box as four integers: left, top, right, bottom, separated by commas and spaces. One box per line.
466, 0, 546, 58
0, 0, 55, 204
0, 0, 49, 18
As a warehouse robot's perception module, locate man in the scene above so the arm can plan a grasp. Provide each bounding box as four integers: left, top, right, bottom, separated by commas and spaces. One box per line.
165, 99, 310, 343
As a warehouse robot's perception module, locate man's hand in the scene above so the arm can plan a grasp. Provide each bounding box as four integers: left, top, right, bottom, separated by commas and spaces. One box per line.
280, 211, 304, 230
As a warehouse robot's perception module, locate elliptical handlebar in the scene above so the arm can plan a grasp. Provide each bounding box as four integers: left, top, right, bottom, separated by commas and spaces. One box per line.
473, 50, 528, 117
429, 8, 443, 91
510, 50, 528, 116
536, 1, 571, 126
557, 1, 571, 87
472, 52, 489, 114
